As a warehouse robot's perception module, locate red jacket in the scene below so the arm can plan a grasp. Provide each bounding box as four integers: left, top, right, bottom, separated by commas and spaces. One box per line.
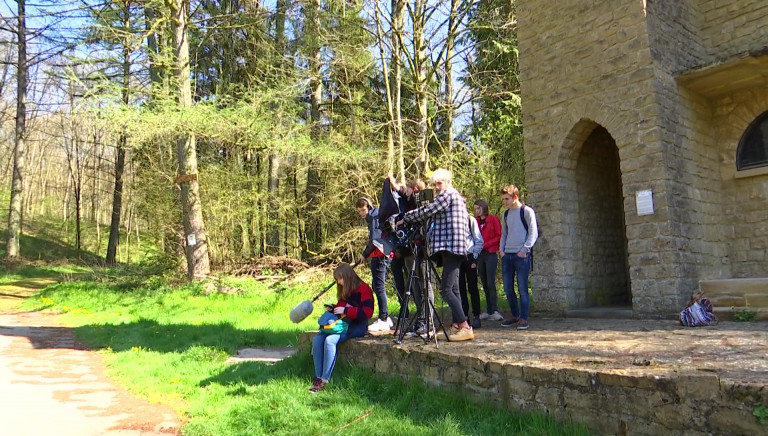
477, 214, 501, 253
335, 282, 374, 321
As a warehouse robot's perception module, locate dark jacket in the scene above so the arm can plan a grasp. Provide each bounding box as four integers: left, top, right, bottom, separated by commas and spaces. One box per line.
362, 207, 385, 258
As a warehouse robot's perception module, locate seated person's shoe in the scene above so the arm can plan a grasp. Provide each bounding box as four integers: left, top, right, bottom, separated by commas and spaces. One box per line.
448, 327, 474, 342
309, 379, 326, 393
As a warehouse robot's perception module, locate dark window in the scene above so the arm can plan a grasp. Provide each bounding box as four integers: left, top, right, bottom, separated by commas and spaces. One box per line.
737, 111, 768, 171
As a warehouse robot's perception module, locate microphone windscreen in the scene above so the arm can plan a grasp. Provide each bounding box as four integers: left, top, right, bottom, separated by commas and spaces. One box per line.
289, 300, 314, 323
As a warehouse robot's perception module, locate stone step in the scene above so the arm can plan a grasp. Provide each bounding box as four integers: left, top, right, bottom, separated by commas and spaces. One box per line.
713, 306, 768, 321
564, 307, 634, 319
699, 278, 768, 320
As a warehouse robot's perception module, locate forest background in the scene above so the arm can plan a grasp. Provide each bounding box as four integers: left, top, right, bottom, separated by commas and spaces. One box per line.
0, 0, 523, 276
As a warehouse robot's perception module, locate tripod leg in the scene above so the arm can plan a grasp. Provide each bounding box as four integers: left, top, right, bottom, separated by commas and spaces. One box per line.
395, 254, 421, 344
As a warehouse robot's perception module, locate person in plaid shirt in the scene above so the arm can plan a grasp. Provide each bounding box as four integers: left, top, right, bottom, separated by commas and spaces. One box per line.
399, 168, 474, 341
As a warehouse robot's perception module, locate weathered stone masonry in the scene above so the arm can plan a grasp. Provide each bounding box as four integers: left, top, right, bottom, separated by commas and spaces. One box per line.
517, 0, 768, 317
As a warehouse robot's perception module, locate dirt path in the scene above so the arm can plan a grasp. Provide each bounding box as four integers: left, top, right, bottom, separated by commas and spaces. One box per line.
0, 278, 183, 436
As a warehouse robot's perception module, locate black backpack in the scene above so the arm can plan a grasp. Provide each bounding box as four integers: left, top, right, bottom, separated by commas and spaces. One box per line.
503, 204, 539, 269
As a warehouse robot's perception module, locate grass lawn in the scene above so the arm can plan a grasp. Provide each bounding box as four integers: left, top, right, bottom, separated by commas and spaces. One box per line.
16, 265, 588, 436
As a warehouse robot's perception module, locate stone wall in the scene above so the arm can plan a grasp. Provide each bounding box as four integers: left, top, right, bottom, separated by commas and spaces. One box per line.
517, 1, 679, 316
714, 87, 768, 278
698, 0, 768, 61
645, 1, 728, 308
329, 338, 767, 436
517, 0, 768, 317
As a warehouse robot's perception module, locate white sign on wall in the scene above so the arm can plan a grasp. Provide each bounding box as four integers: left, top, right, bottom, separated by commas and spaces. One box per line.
636, 190, 654, 216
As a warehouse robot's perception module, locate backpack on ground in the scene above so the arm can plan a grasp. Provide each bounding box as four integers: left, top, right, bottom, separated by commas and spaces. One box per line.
679, 293, 717, 327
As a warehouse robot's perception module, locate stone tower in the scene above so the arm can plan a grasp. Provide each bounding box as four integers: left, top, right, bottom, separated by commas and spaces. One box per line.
517, 1, 768, 317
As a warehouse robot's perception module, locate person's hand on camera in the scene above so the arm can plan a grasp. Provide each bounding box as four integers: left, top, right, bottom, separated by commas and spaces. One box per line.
358, 255, 366, 265
333, 306, 346, 315
396, 220, 404, 227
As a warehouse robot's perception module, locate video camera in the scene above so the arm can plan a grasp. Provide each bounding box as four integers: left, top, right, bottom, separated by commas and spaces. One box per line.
413, 188, 434, 207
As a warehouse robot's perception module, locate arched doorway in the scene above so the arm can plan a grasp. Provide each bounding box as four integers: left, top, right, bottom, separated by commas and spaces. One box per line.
575, 126, 632, 308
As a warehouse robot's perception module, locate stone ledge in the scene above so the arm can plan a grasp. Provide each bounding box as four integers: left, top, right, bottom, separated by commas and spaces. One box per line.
299, 318, 768, 435
700, 278, 768, 320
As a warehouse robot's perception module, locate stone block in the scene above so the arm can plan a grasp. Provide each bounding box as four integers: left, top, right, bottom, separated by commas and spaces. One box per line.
420, 365, 439, 381
442, 365, 466, 385
535, 386, 562, 412
503, 363, 524, 379
523, 365, 556, 385
675, 374, 721, 400
505, 377, 537, 402
708, 407, 766, 435
467, 368, 495, 390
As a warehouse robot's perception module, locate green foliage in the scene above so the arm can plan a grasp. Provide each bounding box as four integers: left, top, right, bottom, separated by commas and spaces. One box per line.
15, 266, 586, 436
461, 0, 526, 208
732, 308, 758, 322
755, 403, 768, 425
0, 210, 153, 265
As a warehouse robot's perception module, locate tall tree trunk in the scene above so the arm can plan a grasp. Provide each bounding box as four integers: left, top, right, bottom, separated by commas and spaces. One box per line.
374, 1, 396, 176
171, 0, 210, 278
6, 0, 27, 259
106, 3, 131, 266
392, 0, 405, 182
412, 0, 429, 177
304, 0, 323, 255
266, 0, 287, 254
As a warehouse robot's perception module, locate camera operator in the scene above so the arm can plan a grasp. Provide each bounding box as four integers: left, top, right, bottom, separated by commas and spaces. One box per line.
397, 168, 474, 342
388, 176, 434, 334
356, 197, 393, 332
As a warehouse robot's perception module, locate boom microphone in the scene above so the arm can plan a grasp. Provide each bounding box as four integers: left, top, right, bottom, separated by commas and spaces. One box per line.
288, 261, 361, 324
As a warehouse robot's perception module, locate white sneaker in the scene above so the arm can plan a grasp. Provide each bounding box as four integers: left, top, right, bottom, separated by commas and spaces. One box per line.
488, 311, 504, 321
479, 312, 490, 320
368, 318, 393, 332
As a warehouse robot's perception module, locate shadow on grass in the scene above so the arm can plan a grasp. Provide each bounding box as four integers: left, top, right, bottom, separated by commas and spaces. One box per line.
73, 319, 299, 353
0, 232, 103, 265
198, 351, 586, 435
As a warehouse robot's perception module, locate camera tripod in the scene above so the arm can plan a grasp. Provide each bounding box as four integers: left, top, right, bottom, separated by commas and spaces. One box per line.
393, 230, 450, 346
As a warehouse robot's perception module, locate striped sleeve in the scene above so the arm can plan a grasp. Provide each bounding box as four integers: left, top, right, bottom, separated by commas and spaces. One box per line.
340, 282, 375, 321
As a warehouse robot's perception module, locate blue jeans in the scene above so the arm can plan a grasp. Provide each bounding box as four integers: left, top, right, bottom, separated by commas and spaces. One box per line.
370, 257, 389, 320
501, 252, 531, 321
312, 320, 368, 381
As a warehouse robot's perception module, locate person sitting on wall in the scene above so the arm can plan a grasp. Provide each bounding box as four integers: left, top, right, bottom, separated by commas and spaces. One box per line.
310, 263, 373, 393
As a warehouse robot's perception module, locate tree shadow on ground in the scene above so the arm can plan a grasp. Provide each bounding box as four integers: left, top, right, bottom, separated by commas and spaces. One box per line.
0, 324, 90, 350
72, 319, 299, 354
0, 233, 103, 265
